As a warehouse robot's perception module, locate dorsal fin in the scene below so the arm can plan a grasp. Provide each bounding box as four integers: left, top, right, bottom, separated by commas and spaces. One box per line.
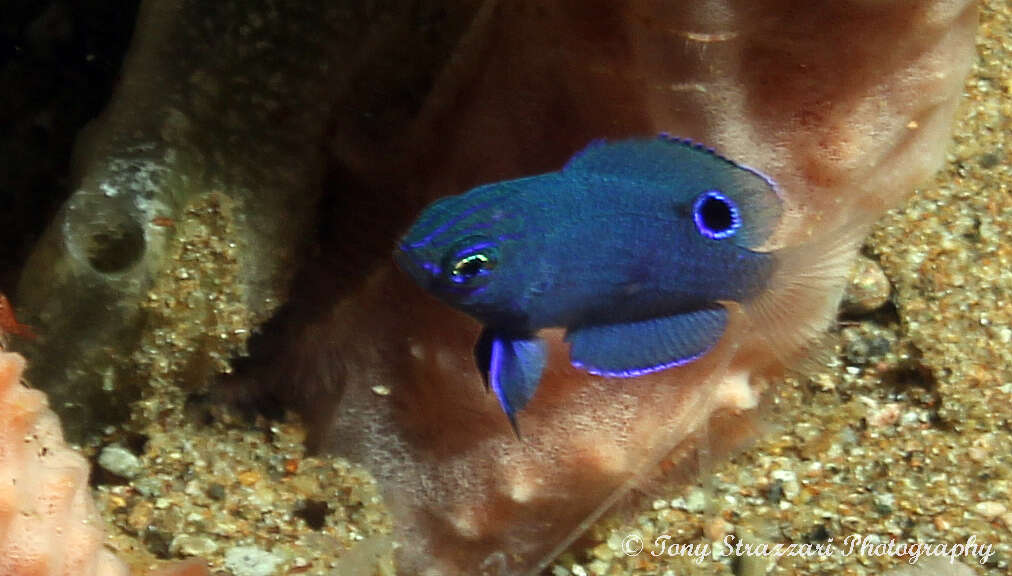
563, 135, 727, 182
563, 135, 783, 249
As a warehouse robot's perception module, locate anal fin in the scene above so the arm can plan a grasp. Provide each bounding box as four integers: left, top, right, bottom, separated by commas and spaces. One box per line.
566, 307, 727, 377
475, 329, 547, 434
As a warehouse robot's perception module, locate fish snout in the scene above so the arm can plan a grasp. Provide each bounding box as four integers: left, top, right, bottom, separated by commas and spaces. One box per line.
394, 244, 437, 288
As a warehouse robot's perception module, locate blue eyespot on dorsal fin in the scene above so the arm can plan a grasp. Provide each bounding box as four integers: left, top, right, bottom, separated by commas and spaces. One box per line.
565, 307, 728, 377
475, 329, 547, 436
562, 136, 783, 249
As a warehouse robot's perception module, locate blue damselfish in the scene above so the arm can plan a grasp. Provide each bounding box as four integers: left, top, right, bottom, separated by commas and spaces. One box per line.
395, 136, 784, 432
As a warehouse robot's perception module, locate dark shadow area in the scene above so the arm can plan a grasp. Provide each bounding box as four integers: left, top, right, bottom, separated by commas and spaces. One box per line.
0, 0, 141, 292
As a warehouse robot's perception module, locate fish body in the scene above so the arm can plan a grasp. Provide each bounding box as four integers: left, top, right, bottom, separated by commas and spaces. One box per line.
396, 136, 784, 430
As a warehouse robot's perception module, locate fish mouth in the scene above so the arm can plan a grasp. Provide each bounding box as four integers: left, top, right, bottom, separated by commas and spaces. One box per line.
393, 244, 438, 288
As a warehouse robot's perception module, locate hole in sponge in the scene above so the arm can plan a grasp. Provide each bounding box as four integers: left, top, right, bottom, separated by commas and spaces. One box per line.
82, 221, 145, 273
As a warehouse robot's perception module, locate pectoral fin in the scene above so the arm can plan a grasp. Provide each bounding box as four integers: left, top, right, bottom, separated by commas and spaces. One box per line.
566, 307, 727, 377
475, 329, 547, 434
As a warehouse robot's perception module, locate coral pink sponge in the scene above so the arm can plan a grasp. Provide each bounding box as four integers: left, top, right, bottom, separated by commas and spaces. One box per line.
0, 352, 207, 576
0, 351, 127, 575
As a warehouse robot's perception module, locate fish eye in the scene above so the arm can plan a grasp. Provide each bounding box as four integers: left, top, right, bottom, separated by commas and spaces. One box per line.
692, 190, 740, 240
446, 243, 498, 285
451, 253, 495, 282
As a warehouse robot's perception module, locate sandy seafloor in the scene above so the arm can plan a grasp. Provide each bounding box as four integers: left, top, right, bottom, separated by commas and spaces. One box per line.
78, 1, 1010, 575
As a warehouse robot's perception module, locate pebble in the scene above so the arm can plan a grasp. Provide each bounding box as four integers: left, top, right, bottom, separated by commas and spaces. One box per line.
97, 444, 142, 479
967, 434, 994, 463
703, 516, 731, 541
843, 333, 891, 366
866, 402, 902, 428
590, 541, 614, 562
224, 546, 284, 576
127, 501, 154, 532
841, 255, 892, 314
172, 534, 219, 556
683, 487, 707, 513
973, 501, 1007, 520
770, 469, 800, 501
206, 482, 226, 500
873, 493, 895, 514
238, 470, 261, 486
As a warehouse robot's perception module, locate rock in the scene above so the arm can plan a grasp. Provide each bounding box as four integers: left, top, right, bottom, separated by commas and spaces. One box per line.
97, 444, 142, 479
973, 500, 1007, 520
224, 546, 283, 576
843, 255, 893, 314
683, 487, 708, 513
171, 534, 219, 557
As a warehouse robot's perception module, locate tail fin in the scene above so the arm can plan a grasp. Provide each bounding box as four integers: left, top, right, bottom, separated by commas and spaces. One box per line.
744, 216, 876, 368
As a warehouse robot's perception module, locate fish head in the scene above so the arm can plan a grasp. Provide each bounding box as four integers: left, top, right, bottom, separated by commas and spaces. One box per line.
395, 182, 531, 325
